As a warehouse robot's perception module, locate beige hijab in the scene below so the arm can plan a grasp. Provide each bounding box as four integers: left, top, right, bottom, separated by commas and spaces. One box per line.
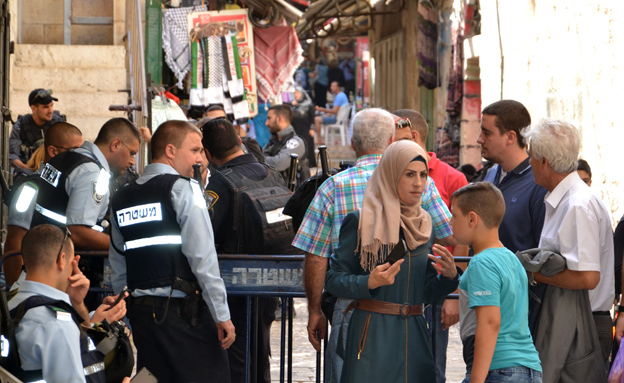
357, 140, 432, 271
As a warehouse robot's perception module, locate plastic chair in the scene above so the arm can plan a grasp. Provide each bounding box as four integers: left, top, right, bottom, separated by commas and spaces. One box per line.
324, 104, 351, 146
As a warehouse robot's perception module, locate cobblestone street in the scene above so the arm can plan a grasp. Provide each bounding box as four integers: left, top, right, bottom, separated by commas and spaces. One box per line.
270, 298, 466, 382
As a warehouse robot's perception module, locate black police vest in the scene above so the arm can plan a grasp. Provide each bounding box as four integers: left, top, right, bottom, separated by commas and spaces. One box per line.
4, 172, 41, 209
265, 130, 309, 182
6, 295, 106, 383
110, 174, 196, 290
16, 112, 66, 163
30, 150, 102, 228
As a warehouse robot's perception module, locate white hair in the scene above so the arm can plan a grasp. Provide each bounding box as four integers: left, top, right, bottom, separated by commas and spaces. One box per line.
351, 108, 395, 153
522, 118, 580, 174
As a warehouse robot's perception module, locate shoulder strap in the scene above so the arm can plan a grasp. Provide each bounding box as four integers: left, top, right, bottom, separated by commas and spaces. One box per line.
10, 295, 85, 327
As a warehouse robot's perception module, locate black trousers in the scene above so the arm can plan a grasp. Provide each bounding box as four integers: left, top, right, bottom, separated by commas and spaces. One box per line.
128, 298, 231, 383
227, 296, 278, 383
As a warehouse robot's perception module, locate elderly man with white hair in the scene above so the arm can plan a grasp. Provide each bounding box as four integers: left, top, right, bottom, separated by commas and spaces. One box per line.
293, 107, 456, 383
523, 118, 614, 368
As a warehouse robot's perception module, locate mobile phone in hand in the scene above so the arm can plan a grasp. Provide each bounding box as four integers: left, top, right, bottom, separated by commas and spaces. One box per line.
112, 286, 128, 307
131, 367, 157, 383
386, 239, 407, 265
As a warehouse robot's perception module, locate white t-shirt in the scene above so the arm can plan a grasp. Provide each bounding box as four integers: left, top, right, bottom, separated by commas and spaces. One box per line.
539, 172, 614, 312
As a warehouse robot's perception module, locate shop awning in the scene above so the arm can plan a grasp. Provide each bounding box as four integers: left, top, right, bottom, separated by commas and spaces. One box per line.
296, 0, 406, 40
241, 0, 304, 25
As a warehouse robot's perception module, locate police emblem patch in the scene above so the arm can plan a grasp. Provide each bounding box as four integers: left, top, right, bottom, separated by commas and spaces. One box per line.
92, 182, 104, 204
285, 139, 299, 150
205, 190, 219, 208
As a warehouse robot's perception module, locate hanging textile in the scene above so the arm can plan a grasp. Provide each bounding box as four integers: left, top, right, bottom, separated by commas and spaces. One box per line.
446, 21, 463, 118
254, 26, 303, 102
186, 9, 258, 118
417, 3, 438, 90
162, 5, 207, 89
206, 36, 224, 105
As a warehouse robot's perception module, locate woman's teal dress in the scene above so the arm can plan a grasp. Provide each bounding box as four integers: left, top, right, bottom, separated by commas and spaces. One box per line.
325, 211, 460, 383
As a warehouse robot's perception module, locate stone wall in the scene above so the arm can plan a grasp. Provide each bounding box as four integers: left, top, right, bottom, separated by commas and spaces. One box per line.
476, 0, 623, 225
19, 0, 114, 45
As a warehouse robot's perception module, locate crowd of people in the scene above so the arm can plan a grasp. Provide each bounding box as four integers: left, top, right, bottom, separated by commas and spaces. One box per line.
0, 85, 621, 383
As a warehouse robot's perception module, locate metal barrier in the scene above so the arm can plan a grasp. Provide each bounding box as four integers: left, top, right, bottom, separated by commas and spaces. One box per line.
0, 250, 469, 382
219, 254, 306, 383
0, 251, 310, 383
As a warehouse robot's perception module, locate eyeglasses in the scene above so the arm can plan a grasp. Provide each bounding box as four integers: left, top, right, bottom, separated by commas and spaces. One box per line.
51, 145, 79, 153
120, 140, 138, 157
56, 226, 72, 264
33, 89, 53, 102
395, 117, 412, 129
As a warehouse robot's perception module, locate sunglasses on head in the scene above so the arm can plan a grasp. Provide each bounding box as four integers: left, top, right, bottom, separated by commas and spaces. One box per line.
56, 226, 72, 263
395, 117, 412, 129
34, 89, 53, 102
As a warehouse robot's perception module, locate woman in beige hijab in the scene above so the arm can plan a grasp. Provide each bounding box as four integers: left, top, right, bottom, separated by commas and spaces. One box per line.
325, 140, 460, 383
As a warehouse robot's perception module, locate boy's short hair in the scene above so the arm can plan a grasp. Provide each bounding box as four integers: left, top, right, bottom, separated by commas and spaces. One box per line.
451, 182, 506, 229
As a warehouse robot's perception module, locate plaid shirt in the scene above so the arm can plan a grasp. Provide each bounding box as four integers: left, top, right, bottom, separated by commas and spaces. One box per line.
292, 154, 452, 258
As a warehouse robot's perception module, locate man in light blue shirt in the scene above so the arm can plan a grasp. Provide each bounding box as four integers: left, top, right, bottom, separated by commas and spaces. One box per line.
3, 122, 84, 285
109, 120, 235, 382
9, 224, 131, 383
313, 81, 349, 143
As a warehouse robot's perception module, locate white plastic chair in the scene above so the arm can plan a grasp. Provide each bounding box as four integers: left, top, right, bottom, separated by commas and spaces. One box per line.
324, 103, 351, 146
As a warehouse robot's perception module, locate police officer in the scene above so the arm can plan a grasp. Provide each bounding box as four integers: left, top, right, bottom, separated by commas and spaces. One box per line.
9, 88, 66, 169
263, 104, 308, 183
8, 224, 131, 383
202, 118, 284, 383
3, 122, 84, 285
29, 117, 140, 251
109, 120, 235, 383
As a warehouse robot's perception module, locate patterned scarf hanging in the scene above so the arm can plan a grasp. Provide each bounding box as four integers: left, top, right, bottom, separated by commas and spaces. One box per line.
224, 35, 250, 122
206, 36, 224, 105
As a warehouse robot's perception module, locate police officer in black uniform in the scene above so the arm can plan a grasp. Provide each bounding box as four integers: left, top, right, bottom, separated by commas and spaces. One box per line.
202, 118, 285, 383
109, 120, 235, 383
263, 104, 309, 185
9, 88, 66, 170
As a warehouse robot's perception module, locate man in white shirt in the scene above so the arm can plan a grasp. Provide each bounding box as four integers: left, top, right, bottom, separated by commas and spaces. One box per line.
523, 118, 614, 365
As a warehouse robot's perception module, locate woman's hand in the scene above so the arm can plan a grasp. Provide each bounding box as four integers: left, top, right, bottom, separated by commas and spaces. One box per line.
368, 259, 404, 290
428, 244, 458, 280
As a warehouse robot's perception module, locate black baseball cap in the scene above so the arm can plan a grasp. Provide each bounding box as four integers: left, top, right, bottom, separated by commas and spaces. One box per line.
28, 89, 58, 106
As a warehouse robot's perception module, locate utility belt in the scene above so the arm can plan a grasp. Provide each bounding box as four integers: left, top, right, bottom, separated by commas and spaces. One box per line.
129, 277, 205, 327
346, 299, 424, 318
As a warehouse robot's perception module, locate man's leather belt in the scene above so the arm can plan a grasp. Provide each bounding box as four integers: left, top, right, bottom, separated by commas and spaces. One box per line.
347, 299, 423, 318
131, 295, 184, 309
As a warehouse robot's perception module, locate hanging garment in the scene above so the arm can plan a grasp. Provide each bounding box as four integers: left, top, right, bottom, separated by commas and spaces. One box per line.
417, 3, 438, 90
224, 35, 250, 121
254, 26, 303, 102
206, 36, 225, 105
162, 5, 207, 89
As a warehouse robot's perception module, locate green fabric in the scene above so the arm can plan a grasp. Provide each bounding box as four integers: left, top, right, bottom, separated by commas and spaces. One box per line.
191, 41, 198, 89
201, 37, 209, 89
231, 36, 242, 80
145, 0, 162, 84
325, 211, 459, 383
230, 36, 246, 101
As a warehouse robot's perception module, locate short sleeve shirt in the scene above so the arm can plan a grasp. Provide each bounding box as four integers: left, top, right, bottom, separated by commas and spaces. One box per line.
459, 247, 541, 372
333, 92, 348, 108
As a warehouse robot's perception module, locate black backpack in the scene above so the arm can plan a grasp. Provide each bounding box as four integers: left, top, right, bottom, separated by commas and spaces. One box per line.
212, 166, 297, 255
